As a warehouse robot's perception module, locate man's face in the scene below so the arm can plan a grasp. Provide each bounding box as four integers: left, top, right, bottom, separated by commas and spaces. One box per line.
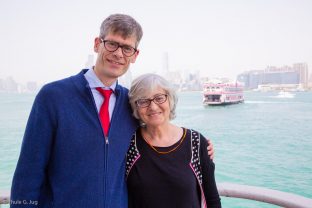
94, 32, 139, 83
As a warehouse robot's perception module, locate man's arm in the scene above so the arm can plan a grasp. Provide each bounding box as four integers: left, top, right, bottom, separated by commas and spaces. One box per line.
207, 139, 214, 160
10, 87, 55, 207
201, 137, 221, 207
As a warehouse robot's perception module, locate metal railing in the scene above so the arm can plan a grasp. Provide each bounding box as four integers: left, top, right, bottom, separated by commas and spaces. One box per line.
2, 183, 312, 207
217, 183, 312, 208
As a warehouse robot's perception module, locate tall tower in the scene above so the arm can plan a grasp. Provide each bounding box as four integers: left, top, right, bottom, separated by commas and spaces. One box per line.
85, 54, 94, 69
118, 70, 133, 89
293, 63, 308, 88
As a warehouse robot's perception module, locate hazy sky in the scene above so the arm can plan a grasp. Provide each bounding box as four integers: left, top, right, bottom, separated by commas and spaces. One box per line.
1, 0, 311, 83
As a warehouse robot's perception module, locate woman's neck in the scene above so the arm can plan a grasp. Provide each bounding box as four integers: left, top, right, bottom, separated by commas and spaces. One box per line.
141, 123, 183, 147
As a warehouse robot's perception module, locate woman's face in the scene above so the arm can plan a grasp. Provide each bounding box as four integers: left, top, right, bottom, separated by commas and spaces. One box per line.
136, 87, 171, 128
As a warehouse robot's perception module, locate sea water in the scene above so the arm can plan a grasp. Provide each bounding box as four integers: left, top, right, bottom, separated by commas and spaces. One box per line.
1, 91, 312, 207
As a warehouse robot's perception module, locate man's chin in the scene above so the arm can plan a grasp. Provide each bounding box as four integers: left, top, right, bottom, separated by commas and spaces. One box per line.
108, 70, 128, 79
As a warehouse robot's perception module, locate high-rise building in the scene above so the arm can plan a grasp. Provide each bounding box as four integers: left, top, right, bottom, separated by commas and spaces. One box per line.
0, 78, 4, 92
263, 65, 299, 85
293, 63, 309, 87
237, 70, 263, 89
85, 54, 94, 69
237, 63, 308, 90
26, 81, 38, 92
118, 70, 132, 89
3, 77, 18, 92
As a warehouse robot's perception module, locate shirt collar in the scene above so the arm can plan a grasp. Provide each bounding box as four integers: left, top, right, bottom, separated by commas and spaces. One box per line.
84, 67, 117, 91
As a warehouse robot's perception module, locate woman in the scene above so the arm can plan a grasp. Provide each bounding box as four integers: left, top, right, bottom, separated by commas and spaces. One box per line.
126, 73, 221, 208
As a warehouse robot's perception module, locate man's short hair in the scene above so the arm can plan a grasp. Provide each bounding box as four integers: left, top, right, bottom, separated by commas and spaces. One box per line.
100, 14, 143, 47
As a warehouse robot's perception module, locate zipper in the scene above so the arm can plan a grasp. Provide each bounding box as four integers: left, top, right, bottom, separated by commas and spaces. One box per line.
104, 138, 109, 207
102, 88, 120, 207
86, 85, 108, 207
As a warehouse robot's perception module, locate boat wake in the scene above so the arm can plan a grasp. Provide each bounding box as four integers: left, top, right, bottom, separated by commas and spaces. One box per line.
244, 101, 294, 104
274, 91, 295, 99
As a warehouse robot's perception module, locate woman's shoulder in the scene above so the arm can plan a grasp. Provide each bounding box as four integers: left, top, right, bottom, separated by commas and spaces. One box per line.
185, 128, 208, 141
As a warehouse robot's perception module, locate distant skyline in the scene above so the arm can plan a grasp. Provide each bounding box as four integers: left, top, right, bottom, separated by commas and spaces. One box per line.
0, 61, 309, 85
1, 0, 311, 83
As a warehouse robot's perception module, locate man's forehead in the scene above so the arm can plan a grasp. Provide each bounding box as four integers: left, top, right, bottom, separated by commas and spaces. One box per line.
106, 31, 136, 41
105, 32, 137, 45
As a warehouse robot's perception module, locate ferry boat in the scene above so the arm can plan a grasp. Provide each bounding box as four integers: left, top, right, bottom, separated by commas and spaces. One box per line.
203, 82, 244, 105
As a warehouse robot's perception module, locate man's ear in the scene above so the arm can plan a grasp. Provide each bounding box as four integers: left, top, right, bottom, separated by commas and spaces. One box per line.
94, 37, 101, 53
131, 50, 140, 63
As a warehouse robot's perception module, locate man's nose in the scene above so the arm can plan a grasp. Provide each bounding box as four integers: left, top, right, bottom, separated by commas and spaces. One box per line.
112, 47, 124, 58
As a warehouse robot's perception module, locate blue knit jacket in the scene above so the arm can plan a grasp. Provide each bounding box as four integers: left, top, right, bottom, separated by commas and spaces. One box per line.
10, 69, 139, 208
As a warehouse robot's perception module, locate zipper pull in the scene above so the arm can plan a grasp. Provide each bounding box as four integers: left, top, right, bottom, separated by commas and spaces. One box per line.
105, 136, 109, 144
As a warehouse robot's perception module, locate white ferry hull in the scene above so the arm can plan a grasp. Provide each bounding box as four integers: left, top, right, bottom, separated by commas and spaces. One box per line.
202, 82, 244, 106
203, 94, 244, 106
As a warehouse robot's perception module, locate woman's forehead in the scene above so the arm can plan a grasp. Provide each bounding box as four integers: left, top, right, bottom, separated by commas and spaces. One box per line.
139, 86, 166, 98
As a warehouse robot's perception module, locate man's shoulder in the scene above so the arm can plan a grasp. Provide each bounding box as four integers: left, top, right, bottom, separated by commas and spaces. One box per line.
115, 84, 130, 96
38, 71, 85, 98
40, 77, 72, 94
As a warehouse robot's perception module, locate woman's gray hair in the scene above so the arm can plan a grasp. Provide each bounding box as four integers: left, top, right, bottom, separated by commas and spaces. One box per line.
100, 14, 143, 47
129, 73, 178, 120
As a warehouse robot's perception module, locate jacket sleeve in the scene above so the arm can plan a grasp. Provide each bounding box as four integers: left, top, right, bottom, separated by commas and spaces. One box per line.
10, 86, 56, 207
200, 135, 222, 208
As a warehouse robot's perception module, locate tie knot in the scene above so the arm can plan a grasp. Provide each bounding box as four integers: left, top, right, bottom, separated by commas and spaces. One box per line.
96, 88, 113, 99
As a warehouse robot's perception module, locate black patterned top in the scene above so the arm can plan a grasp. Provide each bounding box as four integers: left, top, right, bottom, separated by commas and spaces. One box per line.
126, 128, 221, 208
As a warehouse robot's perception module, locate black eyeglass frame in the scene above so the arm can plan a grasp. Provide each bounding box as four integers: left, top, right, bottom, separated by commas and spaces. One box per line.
100, 38, 137, 57
135, 94, 168, 108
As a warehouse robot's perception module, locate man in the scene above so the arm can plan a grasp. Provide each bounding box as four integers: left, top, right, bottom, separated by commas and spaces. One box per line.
10, 14, 214, 208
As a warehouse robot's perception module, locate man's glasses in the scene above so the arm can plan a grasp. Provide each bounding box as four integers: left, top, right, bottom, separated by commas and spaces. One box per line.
100, 39, 137, 57
135, 94, 168, 108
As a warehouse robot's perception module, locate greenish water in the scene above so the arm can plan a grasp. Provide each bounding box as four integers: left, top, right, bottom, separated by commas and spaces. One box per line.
1, 91, 312, 207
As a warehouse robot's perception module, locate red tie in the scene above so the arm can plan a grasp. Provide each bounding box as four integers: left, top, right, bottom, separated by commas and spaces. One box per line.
96, 88, 113, 136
